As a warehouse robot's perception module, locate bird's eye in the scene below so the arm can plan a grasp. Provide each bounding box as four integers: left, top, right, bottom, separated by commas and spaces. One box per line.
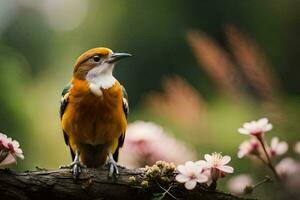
93, 55, 101, 62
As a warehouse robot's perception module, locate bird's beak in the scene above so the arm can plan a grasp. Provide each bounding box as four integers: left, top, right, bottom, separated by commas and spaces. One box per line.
107, 52, 132, 63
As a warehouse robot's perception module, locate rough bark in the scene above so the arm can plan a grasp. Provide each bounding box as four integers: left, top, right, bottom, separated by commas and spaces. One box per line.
0, 168, 254, 200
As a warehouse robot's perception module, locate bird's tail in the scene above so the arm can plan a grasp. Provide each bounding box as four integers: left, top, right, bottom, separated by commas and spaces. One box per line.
80, 144, 107, 168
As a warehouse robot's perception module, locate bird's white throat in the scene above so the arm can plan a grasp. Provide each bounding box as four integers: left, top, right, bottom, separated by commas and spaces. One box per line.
86, 63, 116, 96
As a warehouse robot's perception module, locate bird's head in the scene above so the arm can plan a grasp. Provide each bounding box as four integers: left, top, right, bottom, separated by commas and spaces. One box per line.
73, 47, 131, 80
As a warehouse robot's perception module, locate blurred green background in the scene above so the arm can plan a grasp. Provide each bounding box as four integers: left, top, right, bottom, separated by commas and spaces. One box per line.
0, 0, 299, 198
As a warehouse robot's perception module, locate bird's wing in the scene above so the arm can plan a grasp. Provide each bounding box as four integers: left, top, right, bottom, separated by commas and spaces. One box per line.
60, 82, 75, 159
113, 85, 129, 161
60, 82, 72, 119
121, 85, 129, 120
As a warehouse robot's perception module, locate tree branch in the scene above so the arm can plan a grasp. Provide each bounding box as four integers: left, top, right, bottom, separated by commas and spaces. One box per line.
0, 168, 254, 200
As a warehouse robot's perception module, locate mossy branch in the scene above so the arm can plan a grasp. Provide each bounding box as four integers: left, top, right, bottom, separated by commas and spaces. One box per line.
0, 167, 255, 200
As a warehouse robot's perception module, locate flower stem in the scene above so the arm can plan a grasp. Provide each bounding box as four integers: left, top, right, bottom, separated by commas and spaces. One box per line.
256, 136, 280, 181
252, 176, 272, 189
253, 154, 268, 166
244, 176, 272, 194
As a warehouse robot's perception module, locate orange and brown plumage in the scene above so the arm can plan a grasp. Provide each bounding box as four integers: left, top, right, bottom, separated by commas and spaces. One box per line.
60, 47, 130, 177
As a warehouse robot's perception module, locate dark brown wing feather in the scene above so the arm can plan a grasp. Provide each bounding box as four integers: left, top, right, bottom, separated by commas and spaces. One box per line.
60, 83, 75, 160
113, 85, 129, 161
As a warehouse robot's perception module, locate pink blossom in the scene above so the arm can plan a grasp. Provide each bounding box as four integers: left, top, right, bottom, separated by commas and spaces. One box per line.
119, 121, 196, 167
275, 157, 300, 197
238, 117, 272, 136
227, 174, 253, 194
196, 153, 234, 181
5, 138, 24, 159
0, 133, 24, 167
237, 138, 260, 158
0, 133, 10, 147
269, 137, 288, 157
275, 158, 300, 195
176, 161, 208, 190
275, 157, 300, 177
294, 141, 300, 155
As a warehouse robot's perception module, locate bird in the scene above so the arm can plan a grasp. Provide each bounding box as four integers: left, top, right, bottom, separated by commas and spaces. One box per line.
60, 47, 131, 177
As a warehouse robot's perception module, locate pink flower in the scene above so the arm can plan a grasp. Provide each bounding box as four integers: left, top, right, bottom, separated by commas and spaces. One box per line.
0, 133, 10, 147
269, 137, 288, 157
275, 158, 300, 194
238, 117, 273, 136
176, 161, 208, 190
5, 138, 24, 159
0, 133, 24, 167
119, 121, 196, 167
237, 138, 260, 158
294, 141, 300, 155
227, 174, 253, 194
275, 157, 300, 177
196, 153, 234, 181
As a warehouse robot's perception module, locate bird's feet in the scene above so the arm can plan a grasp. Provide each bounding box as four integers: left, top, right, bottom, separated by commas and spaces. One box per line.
104, 158, 121, 178
60, 161, 86, 178
71, 160, 86, 178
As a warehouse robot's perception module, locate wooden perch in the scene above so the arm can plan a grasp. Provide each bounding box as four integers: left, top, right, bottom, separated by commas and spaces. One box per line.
0, 167, 254, 200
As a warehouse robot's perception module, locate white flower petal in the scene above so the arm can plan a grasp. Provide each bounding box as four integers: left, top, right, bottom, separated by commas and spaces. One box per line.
176, 174, 190, 183
184, 161, 197, 172
227, 174, 253, 194
7, 138, 12, 143
221, 156, 231, 165
237, 150, 245, 158
196, 174, 208, 183
14, 148, 23, 154
276, 142, 288, 155
218, 165, 234, 173
238, 128, 249, 135
195, 160, 207, 168
263, 124, 273, 132
271, 137, 279, 149
244, 122, 252, 129
258, 118, 268, 126
177, 165, 187, 175
185, 179, 197, 190
16, 153, 24, 159
204, 154, 212, 163
12, 140, 20, 148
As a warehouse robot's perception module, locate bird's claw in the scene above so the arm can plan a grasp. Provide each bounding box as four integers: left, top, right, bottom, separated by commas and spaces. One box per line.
105, 159, 119, 178
59, 161, 86, 178
71, 161, 87, 178
72, 161, 81, 178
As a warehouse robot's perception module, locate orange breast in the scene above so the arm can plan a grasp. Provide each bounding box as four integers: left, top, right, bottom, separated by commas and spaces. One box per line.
61, 79, 127, 154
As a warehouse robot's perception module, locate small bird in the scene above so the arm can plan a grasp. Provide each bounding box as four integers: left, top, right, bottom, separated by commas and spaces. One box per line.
60, 47, 131, 177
